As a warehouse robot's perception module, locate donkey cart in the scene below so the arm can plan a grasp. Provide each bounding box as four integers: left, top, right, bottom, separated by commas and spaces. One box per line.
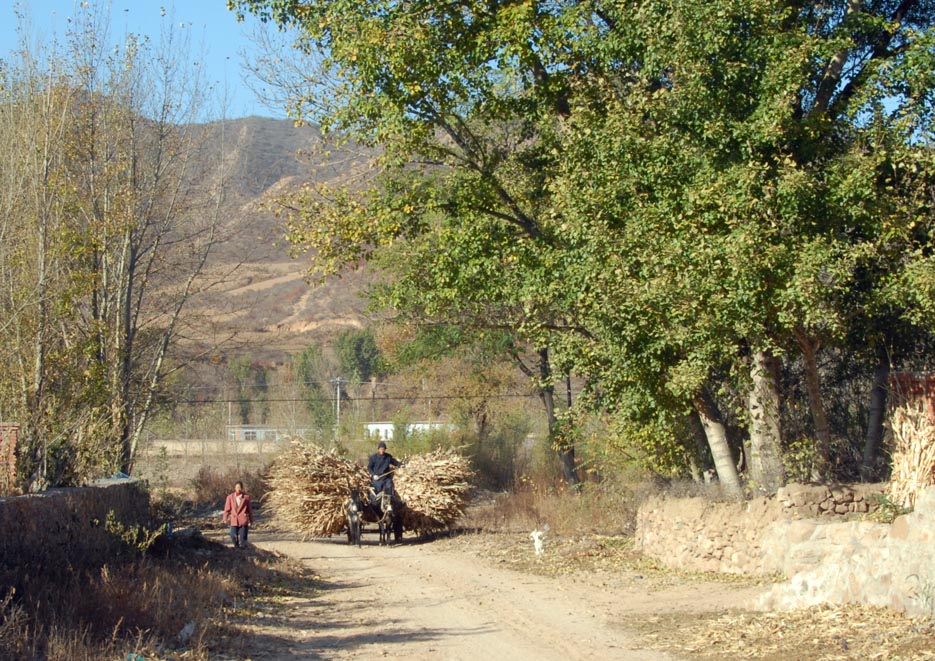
344, 486, 405, 546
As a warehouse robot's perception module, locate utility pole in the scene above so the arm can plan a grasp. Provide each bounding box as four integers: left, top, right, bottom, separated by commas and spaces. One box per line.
423, 378, 431, 418
330, 377, 346, 440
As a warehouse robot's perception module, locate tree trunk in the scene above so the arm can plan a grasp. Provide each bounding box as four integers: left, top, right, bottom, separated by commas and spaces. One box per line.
693, 391, 742, 498
536, 349, 579, 486
861, 346, 890, 481
796, 331, 831, 481
687, 413, 706, 482
748, 349, 785, 493
510, 345, 579, 486
471, 401, 489, 440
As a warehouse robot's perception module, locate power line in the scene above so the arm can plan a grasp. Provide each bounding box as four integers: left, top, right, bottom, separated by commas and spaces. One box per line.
166, 377, 552, 392
174, 393, 543, 405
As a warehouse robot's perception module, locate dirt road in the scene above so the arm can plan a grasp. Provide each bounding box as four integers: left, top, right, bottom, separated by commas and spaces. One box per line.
238, 529, 766, 660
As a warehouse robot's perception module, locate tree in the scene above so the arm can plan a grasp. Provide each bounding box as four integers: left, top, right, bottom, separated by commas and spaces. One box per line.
232, 0, 592, 483
544, 0, 935, 491
293, 344, 336, 439
232, 0, 935, 492
334, 327, 384, 384
0, 2, 230, 487
228, 358, 254, 425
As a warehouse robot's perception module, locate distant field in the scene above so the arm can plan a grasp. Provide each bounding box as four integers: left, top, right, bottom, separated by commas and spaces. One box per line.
134, 437, 421, 492
135, 439, 286, 490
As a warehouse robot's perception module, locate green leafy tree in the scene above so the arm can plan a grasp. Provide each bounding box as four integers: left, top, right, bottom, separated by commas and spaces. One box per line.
548, 0, 935, 490
231, 0, 591, 483
228, 358, 253, 425
222, 358, 273, 428
231, 0, 935, 493
293, 344, 336, 439
334, 328, 384, 384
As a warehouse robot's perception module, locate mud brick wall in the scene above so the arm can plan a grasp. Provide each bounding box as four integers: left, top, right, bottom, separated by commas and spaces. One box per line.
0, 478, 150, 587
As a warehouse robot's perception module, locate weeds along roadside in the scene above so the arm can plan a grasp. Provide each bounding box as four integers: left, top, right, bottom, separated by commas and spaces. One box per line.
0, 464, 286, 661
459, 476, 654, 539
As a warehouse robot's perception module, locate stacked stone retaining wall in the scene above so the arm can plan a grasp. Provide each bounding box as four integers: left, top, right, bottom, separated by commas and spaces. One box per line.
775, 482, 882, 518
636, 482, 935, 616
636, 483, 885, 576
635, 493, 779, 575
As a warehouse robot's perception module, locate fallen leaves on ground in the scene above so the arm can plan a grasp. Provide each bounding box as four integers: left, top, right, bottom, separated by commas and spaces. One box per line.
630, 604, 935, 660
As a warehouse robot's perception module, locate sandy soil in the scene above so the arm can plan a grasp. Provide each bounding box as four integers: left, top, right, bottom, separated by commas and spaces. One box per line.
229, 528, 767, 661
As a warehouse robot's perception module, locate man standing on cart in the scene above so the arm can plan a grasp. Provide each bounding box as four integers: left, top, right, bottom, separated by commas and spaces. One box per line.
368, 440, 401, 496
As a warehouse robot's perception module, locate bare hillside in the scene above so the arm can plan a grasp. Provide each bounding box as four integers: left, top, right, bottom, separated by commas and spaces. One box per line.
181, 117, 376, 357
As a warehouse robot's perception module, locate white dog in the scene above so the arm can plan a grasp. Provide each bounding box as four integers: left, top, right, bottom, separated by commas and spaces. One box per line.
530, 527, 546, 556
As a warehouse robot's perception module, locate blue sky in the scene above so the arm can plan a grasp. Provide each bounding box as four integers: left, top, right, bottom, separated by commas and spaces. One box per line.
0, 0, 286, 119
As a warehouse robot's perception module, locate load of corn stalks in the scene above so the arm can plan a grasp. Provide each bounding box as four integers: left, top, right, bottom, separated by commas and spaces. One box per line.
264, 441, 370, 538
887, 399, 935, 510
396, 447, 475, 535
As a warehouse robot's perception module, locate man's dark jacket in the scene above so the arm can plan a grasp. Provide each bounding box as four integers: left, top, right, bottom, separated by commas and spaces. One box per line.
368, 451, 400, 494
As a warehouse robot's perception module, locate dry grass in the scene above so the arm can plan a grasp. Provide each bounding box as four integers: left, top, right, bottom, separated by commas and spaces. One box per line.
0, 515, 312, 661
0, 554, 222, 659
460, 481, 638, 537
191, 464, 270, 509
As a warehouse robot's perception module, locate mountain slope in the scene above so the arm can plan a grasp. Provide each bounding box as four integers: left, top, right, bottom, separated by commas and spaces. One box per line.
182, 117, 377, 357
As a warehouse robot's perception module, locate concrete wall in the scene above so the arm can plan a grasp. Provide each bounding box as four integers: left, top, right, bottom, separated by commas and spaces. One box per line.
636, 482, 935, 616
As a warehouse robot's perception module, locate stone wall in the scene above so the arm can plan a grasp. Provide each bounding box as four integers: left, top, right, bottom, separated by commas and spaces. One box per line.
636, 482, 935, 616
0, 478, 150, 587
635, 483, 885, 576
635, 493, 780, 575
759, 488, 935, 616
775, 482, 883, 518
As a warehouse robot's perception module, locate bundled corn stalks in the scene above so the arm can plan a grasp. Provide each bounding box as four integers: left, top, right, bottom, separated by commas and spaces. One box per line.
265, 442, 370, 538
396, 448, 475, 535
887, 400, 935, 510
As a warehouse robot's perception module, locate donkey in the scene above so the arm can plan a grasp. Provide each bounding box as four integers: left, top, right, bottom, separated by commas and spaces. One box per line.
372, 488, 396, 546
344, 486, 363, 547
